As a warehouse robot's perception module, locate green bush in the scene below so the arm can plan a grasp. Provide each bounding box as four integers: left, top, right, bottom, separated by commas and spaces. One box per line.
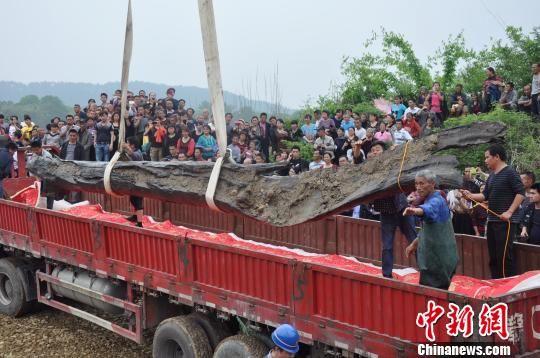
444, 108, 540, 177
352, 102, 383, 116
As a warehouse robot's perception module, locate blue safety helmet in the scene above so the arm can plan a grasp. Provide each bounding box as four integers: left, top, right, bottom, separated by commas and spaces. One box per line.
271, 324, 300, 354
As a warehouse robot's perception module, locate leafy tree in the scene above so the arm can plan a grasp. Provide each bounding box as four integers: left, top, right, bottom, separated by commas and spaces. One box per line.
18, 95, 40, 106
340, 29, 432, 105
316, 26, 540, 113
482, 26, 540, 89
0, 95, 70, 128
444, 108, 540, 177
429, 33, 475, 94
453, 26, 540, 96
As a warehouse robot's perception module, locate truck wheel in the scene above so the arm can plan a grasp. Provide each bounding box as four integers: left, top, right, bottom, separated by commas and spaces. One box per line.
189, 312, 233, 351
0, 258, 30, 317
153, 315, 212, 358
213, 335, 268, 358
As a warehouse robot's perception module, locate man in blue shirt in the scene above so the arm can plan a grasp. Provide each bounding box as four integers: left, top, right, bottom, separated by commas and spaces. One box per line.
404, 170, 459, 289
391, 95, 407, 120
340, 112, 355, 132
301, 114, 317, 144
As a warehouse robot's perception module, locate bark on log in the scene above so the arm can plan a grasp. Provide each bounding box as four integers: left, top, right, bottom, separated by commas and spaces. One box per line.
28, 121, 506, 226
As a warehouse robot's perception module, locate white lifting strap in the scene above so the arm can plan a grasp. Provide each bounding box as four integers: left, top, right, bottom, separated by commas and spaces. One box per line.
205, 148, 235, 211
199, 0, 234, 213
104, 152, 122, 197
104, 0, 133, 198
205, 156, 225, 212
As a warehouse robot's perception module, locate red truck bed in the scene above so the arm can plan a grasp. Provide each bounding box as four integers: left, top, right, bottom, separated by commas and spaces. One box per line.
1, 196, 540, 356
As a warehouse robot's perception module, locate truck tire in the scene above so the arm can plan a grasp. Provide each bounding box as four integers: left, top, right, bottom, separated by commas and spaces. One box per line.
189, 312, 233, 351
0, 257, 31, 317
213, 335, 268, 358
153, 315, 212, 358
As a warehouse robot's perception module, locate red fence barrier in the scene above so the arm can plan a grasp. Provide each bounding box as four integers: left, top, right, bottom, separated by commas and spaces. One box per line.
81, 195, 540, 280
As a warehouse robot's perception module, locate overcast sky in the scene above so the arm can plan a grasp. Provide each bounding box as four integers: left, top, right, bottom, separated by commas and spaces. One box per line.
1, 0, 538, 108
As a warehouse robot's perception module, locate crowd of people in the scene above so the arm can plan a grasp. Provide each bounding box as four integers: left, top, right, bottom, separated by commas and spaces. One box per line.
1, 65, 539, 288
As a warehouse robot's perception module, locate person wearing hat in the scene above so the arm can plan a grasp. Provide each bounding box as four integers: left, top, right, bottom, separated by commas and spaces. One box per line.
266, 324, 300, 357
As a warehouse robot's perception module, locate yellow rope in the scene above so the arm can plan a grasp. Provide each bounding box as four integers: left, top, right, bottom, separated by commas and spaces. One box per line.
397, 140, 409, 193
395, 139, 512, 278
464, 195, 511, 278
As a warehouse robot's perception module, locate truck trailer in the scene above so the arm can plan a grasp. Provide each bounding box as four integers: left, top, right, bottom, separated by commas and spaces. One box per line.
1, 161, 540, 357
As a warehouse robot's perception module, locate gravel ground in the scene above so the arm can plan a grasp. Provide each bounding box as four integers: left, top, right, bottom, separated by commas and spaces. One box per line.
0, 307, 152, 358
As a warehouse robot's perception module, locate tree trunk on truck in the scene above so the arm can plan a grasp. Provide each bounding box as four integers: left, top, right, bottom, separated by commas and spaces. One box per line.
27, 121, 506, 226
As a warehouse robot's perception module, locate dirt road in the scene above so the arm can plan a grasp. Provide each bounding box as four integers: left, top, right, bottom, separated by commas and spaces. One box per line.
0, 307, 152, 358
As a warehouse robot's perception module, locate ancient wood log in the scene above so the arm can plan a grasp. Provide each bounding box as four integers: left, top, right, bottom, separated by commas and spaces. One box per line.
27, 121, 506, 226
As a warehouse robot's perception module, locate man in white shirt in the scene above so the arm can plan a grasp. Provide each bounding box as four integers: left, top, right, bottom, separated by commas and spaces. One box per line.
393, 120, 413, 146
313, 127, 336, 154
531, 63, 540, 118
309, 149, 324, 170
404, 99, 421, 119
353, 118, 367, 140
8, 116, 20, 140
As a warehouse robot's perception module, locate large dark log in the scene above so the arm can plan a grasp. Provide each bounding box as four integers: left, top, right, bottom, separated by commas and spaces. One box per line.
28, 121, 506, 226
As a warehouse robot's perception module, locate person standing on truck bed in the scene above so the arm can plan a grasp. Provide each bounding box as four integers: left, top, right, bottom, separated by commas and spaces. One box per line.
29, 140, 55, 209
460, 144, 525, 279
60, 129, 85, 203
266, 324, 300, 357
123, 136, 144, 228
404, 170, 459, 290
0, 135, 13, 199
520, 182, 540, 245
368, 141, 417, 279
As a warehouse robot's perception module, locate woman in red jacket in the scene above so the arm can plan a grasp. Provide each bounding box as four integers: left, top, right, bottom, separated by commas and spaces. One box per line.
176, 126, 195, 159
402, 112, 421, 138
